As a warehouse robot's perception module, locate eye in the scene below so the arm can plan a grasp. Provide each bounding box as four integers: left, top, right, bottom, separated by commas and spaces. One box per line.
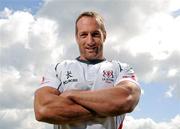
92, 32, 101, 37
80, 33, 88, 38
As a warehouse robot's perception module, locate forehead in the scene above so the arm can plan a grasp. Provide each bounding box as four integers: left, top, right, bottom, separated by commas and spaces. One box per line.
76, 16, 101, 32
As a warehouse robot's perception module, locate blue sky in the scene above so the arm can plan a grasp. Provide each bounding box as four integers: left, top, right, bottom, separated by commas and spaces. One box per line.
0, 0, 180, 129
0, 0, 43, 14
132, 82, 180, 122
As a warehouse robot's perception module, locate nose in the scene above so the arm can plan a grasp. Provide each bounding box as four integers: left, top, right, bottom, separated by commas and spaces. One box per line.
87, 34, 95, 45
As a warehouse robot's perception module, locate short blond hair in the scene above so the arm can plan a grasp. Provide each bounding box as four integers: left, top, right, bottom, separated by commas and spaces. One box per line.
75, 11, 106, 36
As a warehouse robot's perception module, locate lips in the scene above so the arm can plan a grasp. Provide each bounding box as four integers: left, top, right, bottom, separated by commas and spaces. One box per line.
85, 47, 96, 53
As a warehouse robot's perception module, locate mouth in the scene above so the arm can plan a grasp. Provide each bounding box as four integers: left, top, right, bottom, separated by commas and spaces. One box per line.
85, 47, 97, 53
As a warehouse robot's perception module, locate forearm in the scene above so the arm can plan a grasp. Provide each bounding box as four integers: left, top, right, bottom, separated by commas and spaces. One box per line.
34, 86, 97, 124
40, 100, 96, 124
66, 88, 128, 116
65, 80, 141, 116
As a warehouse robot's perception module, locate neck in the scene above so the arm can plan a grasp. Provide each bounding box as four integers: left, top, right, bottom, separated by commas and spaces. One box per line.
77, 56, 105, 64
79, 56, 104, 61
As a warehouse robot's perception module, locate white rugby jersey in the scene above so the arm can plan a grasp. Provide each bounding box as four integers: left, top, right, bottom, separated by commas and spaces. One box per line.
41, 57, 139, 129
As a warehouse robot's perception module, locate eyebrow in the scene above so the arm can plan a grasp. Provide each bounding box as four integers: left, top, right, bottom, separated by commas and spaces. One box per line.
79, 30, 101, 34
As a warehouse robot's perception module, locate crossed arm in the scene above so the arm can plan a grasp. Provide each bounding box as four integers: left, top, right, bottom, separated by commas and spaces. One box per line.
34, 86, 96, 124
34, 80, 141, 124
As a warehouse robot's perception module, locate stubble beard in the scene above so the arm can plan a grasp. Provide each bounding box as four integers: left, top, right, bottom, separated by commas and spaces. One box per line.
79, 45, 103, 61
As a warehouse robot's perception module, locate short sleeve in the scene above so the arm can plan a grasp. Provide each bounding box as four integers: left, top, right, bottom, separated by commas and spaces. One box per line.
114, 62, 139, 86
40, 63, 62, 90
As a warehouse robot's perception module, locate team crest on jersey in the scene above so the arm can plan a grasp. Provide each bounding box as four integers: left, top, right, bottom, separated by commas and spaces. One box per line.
102, 70, 114, 83
63, 71, 78, 85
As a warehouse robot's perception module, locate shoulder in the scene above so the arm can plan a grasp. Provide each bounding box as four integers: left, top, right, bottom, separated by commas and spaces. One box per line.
108, 60, 138, 83
54, 59, 79, 71
105, 60, 131, 70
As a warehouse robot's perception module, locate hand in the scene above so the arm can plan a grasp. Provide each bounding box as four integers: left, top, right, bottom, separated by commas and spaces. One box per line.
60, 90, 83, 99
60, 90, 73, 99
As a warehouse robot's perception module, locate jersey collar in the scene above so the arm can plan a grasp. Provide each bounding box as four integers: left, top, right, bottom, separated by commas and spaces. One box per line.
76, 56, 106, 65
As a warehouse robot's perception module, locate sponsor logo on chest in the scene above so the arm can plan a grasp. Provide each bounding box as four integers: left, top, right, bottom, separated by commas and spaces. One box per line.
63, 71, 78, 85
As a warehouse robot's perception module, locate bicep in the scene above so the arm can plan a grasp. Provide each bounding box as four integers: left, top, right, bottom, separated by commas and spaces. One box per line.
34, 86, 96, 124
34, 86, 60, 106
34, 86, 73, 122
115, 62, 141, 106
116, 80, 141, 112
117, 80, 141, 100
34, 86, 61, 120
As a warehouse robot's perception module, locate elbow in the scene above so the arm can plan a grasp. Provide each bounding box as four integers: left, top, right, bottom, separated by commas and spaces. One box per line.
113, 95, 140, 115
124, 84, 141, 113
34, 96, 48, 121
35, 113, 43, 122
123, 94, 140, 113
124, 100, 136, 113
35, 107, 47, 122
110, 82, 141, 115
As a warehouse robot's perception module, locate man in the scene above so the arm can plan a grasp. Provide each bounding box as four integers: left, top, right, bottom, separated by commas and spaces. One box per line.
34, 11, 141, 129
